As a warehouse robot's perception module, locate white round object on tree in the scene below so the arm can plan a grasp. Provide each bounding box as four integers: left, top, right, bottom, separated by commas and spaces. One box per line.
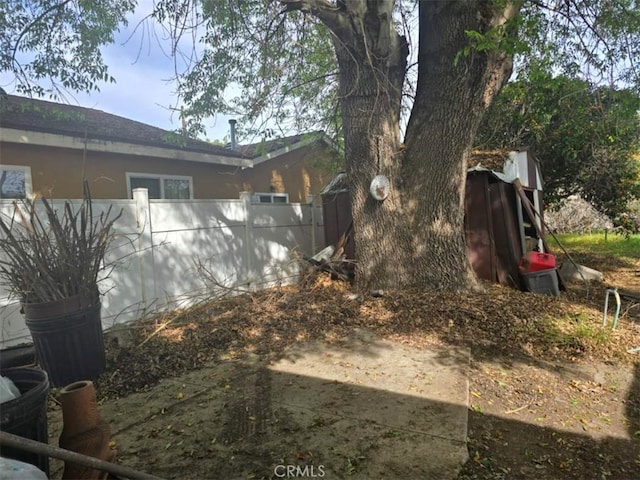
369, 175, 390, 201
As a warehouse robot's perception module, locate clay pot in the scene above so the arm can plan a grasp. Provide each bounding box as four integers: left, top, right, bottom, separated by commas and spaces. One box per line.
58, 381, 115, 480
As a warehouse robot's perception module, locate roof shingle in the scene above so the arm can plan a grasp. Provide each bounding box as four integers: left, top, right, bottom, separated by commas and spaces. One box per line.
0, 95, 248, 159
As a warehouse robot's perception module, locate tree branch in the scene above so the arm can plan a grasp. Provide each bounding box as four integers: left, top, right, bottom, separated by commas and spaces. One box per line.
279, 0, 346, 35
529, 0, 614, 62
11, 0, 74, 63
281, 70, 339, 96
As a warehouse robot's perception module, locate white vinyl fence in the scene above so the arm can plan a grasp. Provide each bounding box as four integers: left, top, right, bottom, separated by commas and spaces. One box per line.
0, 190, 325, 348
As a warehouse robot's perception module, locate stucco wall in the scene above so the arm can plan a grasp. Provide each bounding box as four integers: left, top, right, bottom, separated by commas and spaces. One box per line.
240, 142, 339, 202
1, 140, 341, 201
1, 142, 241, 199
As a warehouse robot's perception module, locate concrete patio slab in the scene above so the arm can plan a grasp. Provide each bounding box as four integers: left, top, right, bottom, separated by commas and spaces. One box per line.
269, 329, 470, 478
47, 329, 470, 479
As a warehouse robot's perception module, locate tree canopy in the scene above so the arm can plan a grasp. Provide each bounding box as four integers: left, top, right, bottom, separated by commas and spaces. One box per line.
0, 1, 135, 97
2, 0, 639, 290
476, 72, 640, 217
3, 1, 639, 138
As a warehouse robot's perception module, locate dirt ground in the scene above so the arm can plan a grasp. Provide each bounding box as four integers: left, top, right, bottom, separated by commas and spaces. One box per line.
46, 252, 640, 479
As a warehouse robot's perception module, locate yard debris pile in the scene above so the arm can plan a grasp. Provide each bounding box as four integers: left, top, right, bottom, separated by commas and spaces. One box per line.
97, 274, 639, 402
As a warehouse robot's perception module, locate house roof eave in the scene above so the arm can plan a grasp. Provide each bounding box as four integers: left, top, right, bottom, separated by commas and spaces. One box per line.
1, 127, 253, 167
251, 132, 340, 166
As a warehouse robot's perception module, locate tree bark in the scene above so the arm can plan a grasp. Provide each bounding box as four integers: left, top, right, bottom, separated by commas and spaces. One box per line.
327, 0, 411, 290
399, 0, 518, 290
306, 0, 519, 290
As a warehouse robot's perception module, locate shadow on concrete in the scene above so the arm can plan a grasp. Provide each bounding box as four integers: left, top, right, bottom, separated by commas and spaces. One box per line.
52, 337, 640, 480
52, 349, 470, 480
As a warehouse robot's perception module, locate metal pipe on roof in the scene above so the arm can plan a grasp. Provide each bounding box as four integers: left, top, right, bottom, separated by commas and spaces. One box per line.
229, 119, 237, 150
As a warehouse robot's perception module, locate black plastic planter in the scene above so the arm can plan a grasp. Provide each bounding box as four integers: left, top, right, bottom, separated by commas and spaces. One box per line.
22, 294, 105, 388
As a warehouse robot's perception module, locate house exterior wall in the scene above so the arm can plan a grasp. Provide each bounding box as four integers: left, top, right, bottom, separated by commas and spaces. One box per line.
1, 140, 340, 202
241, 142, 339, 202
0, 142, 244, 199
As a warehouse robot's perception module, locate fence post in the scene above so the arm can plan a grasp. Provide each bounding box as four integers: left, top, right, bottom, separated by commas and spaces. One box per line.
133, 188, 157, 309
240, 192, 254, 288
307, 194, 317, 255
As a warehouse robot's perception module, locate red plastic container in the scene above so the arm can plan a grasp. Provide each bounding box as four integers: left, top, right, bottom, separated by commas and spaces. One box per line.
519, 251, 556, 273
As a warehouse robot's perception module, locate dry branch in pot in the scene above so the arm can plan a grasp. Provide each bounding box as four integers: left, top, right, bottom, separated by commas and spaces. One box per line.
0, 183, 122, 305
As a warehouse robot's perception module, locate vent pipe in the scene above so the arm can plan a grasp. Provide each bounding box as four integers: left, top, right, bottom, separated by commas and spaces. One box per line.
229, 119, 237, 150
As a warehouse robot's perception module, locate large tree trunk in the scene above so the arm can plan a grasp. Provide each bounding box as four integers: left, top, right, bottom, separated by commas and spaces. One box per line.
327, 2, 411, 290
304, 0, 518, 290
400, 0, 518, 290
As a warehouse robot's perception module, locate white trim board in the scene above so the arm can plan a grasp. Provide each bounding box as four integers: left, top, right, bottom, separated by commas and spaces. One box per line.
1, 127, 252, 168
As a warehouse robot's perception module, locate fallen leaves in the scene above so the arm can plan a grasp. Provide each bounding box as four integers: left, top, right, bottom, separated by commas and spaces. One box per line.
98, 276, 635, 403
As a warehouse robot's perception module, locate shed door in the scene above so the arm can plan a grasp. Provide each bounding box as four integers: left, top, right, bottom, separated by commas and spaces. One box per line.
489, 182, 524, 289
465, 174, 496, 282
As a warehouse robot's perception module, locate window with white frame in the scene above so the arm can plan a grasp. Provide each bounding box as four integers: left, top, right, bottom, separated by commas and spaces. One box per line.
126, 173, 193, 199
0, 165, 32, 199
252, 192, 289, 204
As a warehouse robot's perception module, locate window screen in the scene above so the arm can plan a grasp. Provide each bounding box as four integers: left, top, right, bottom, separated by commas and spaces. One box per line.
0, 167, 30, 199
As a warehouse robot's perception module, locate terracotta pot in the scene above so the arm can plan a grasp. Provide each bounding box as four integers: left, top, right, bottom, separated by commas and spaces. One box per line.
59, 381, 115, 480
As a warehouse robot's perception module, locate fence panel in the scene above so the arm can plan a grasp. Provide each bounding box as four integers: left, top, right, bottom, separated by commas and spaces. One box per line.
149, 199, 248, 305
0, 193, 325, 348
250, 203, 314, 286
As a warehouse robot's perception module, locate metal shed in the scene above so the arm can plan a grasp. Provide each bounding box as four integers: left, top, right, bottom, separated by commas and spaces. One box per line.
319, 173, 355, 259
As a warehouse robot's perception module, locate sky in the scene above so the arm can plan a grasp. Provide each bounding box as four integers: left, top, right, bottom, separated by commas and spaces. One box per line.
0, 3, 236, 143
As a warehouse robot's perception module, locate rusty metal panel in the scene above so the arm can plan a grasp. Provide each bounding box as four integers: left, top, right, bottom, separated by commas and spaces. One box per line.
489, 181, 524, 289
321, 191, 355, 258
465, 173, 497, 282
321, 192, 341, 248
526, 151, 539, 190
336, 193, 355, 258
